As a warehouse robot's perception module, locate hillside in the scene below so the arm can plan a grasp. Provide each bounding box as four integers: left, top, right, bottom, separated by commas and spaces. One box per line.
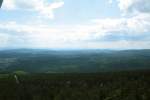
0, 49, 150, 73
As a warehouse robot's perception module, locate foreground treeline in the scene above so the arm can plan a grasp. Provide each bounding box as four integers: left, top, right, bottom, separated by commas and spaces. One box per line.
0, 70, 150, 100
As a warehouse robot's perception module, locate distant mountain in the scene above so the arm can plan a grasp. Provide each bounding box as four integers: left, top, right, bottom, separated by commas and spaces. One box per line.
0, 49, 150, 73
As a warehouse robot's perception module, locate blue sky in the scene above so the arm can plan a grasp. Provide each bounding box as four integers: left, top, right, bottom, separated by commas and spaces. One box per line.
0, 0, 150, 49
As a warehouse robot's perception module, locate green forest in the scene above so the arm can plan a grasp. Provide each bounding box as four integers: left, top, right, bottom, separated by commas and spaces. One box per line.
0, 70, 150, 100
0, 49, 150, 100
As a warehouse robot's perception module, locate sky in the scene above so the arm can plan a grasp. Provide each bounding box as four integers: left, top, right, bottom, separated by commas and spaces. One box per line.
0, 0, 150, 49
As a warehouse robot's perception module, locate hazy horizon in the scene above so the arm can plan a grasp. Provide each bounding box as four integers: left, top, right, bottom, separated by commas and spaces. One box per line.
0, 47, 150, 52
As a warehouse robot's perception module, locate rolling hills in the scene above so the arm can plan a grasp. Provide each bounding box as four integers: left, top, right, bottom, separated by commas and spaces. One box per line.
0, 49, 150, 73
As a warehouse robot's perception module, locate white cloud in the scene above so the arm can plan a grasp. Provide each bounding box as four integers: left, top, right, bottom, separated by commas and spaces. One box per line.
0, 21, 92, 48
117, 0, 136, 13
108, 0, 113, 4
127, 13, 150, 33
2, 0, 64, 19
0, 12, 150, 49
91, 13, 150, 36
2, 0, 16, 10
117, 0, 150, 14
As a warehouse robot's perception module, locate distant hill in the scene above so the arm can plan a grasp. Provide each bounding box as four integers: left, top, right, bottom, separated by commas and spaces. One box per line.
0, 49, 150, 73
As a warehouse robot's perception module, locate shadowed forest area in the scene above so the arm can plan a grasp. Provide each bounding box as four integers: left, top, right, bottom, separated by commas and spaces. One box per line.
0, 70, 150, 100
